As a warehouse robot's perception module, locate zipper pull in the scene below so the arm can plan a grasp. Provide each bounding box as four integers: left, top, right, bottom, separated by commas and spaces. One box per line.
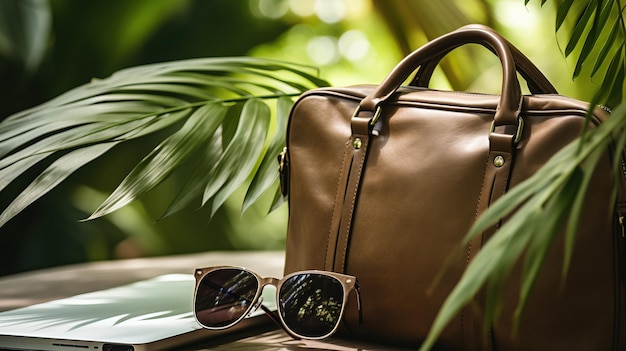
619, 214, 625, 238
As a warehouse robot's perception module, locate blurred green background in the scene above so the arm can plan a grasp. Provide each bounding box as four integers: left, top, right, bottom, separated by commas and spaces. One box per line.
0, 0, 600, 276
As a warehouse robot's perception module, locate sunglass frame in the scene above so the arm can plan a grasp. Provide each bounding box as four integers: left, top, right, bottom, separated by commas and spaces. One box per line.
193, 265, 360, 340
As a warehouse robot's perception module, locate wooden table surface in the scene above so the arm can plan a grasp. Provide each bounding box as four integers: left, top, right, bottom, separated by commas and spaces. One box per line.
0, 251, 412, 351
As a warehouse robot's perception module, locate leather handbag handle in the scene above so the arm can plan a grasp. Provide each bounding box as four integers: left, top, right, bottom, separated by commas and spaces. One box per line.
358, 25, 524, 128
410, 25, 558, 95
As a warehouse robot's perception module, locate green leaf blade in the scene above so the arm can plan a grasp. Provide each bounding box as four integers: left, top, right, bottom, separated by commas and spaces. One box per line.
88, 104, 225, 220
203, 98, 271, 216
590, 21, 621, 77
158, 133, 224, 220
242, 96, 293, 213
513, 168, 582, 331
564, 0, 599, 57
555, 0, 576, 31
0, 142, 118, 227
419, 204, 539, 351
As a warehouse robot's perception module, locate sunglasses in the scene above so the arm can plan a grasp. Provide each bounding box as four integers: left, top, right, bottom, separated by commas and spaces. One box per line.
193, 266, 362, 340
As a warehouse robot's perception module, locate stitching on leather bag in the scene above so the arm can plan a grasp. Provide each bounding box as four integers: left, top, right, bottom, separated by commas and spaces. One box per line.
339, 138, 369, 272
465, 151, 513, 351
459, 153, 491, 350
471, 157, 490, 263
325, 140, 353, 270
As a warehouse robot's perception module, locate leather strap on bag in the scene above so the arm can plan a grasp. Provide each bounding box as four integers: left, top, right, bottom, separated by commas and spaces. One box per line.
464, 128, 519, 350
323, 117, 372, 272
332, 116, 372, 273
323, 139, 360, 271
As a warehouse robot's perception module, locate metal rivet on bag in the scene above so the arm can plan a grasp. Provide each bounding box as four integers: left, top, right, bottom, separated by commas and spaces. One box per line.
353, 138, 362, 149
494, 155, 505, 167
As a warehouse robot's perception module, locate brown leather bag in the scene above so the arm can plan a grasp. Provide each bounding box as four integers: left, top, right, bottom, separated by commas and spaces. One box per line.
281, 25, 626, 350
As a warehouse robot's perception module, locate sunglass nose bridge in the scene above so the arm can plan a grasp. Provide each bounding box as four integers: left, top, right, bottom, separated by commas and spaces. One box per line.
259, 277, 280, 287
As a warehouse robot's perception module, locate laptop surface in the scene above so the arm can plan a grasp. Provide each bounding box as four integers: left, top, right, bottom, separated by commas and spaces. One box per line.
0, 274, 275, 351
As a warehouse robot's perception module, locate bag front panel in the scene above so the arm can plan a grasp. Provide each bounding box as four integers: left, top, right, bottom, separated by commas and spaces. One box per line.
343, 103, 494, 346
285, 87, 623, 349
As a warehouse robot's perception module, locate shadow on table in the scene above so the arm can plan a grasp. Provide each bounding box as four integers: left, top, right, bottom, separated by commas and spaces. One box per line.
187, 329, 415, 351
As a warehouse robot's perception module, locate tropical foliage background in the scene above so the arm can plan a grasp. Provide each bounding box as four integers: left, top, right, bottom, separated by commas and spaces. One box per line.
0, 0, 507, 276
0, 1, 624, 345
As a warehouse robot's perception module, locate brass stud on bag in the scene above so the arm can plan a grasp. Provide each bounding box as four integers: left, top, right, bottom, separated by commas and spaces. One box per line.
494, 155, 505, 167
353, 138, 362, 149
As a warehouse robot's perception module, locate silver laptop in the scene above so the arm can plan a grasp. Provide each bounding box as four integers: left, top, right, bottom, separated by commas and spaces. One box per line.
0, 274, 275, 351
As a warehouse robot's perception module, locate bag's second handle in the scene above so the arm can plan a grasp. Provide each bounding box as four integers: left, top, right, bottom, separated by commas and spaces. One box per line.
357, 25, 523, 129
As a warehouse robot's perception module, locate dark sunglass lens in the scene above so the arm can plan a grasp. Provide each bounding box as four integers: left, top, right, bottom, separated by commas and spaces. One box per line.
278, 273, 344, 338
195, 269, 259, 328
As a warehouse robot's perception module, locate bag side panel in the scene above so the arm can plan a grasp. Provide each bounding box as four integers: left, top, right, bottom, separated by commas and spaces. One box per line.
284, 93, 358, 273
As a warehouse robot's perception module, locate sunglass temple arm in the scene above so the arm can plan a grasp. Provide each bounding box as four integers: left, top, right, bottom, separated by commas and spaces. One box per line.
355, 281, 363, 324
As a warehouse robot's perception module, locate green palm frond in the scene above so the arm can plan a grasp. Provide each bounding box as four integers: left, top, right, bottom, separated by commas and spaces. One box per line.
0, 57, 329, 227
528, 0, 626, 106
419, 101, 626, 350
421, 1, 626, 349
